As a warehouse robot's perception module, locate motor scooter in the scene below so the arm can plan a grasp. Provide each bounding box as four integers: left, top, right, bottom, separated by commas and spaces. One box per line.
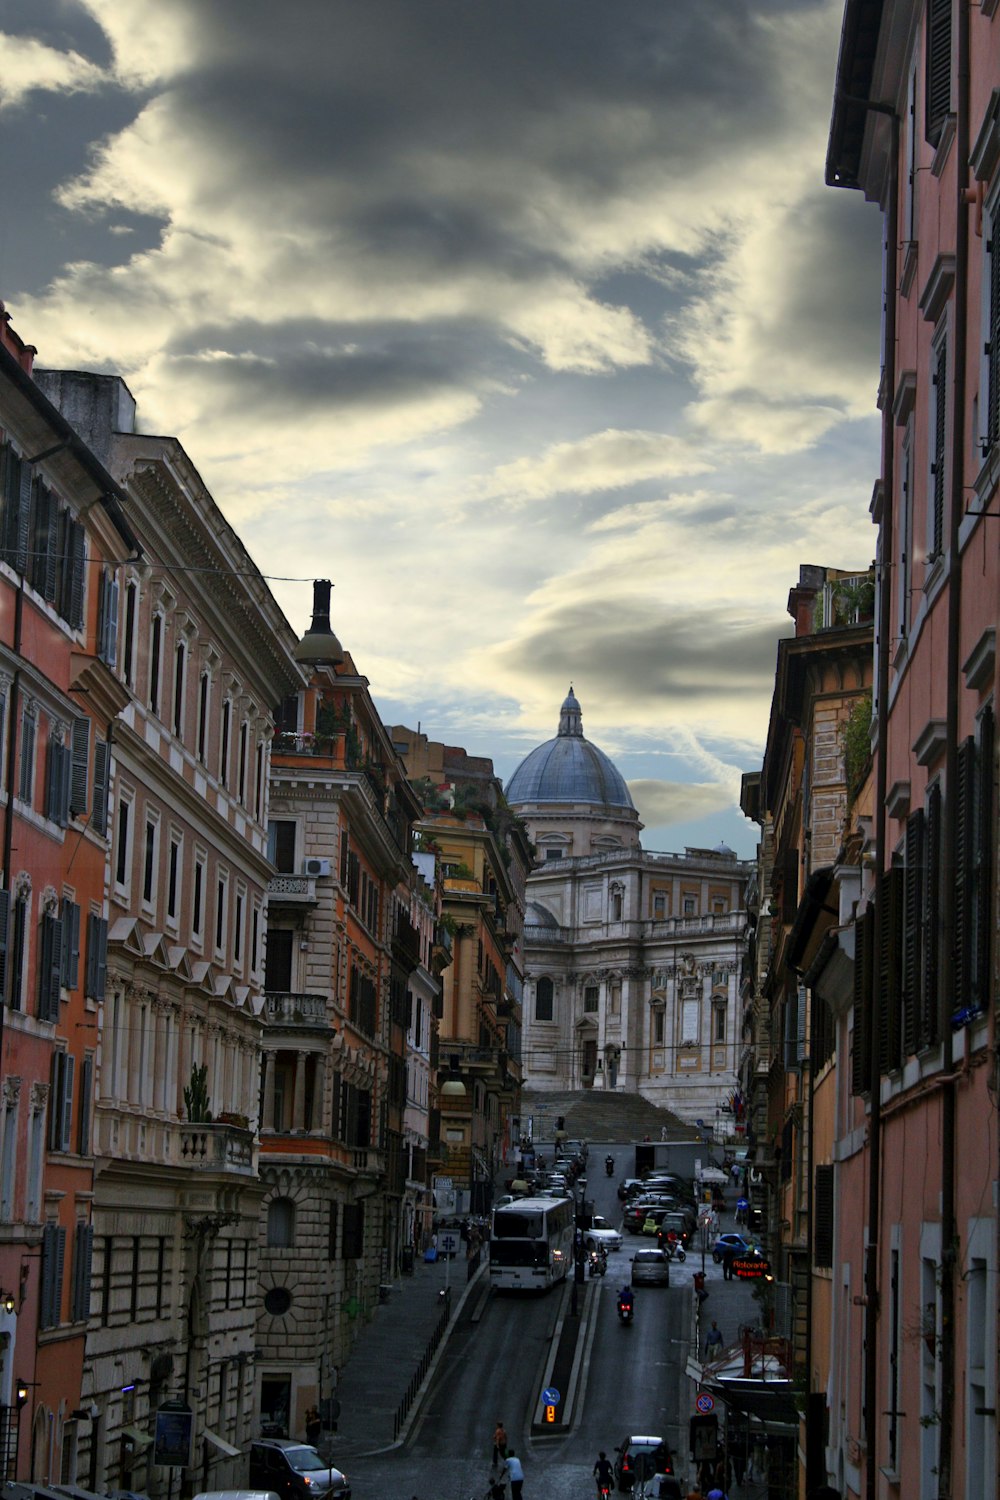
605, 1154, 615, 1177
617, 1289, 634, 1325
588, 1247, 607, 1277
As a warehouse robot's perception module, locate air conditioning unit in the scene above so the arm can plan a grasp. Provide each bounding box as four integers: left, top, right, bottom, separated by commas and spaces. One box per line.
303, 857, 332, 878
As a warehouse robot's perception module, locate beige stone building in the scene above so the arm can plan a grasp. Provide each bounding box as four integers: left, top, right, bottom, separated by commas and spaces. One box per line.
509, 689, 751, 1124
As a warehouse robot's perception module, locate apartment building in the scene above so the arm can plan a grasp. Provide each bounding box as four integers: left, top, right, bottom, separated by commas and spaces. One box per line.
34, 369, 304, 1497
258, 597, 426, 1436
0, 316, 138, 1485
777, 4, 1000, 1494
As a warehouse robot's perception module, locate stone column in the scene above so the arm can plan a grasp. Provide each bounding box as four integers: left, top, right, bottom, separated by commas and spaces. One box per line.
292, 1049, 307, 1130
312, 1055, 326, 1132
262, 1051, 276, 1133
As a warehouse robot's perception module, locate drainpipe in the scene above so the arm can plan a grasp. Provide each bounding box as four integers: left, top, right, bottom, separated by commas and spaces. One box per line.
937, 3, 971, 1494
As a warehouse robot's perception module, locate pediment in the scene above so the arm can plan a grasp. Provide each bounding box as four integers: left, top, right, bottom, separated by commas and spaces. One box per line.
109, 916, 145, 956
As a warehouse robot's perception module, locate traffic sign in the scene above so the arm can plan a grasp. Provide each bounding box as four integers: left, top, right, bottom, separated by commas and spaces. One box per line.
695, 1392, 715, 1414
542, 1386, 560, 1405
737, 1197, 749, 1211
438, 1231, 460, 1256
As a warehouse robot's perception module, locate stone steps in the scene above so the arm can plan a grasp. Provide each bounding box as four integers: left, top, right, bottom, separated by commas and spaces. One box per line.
521, 1087, 701, 1144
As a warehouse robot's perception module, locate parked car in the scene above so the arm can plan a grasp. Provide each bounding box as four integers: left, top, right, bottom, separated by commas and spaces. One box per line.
624, 1198, 684, 1233
656, 1212, 693, 1249
617, 1177, 645, 1201
629, 1248, 671, 1286
249, 1441, 350, 1500
583, 1214, 623, 1252
712, 1233, 757, 1263
613, 1434, 674, 1490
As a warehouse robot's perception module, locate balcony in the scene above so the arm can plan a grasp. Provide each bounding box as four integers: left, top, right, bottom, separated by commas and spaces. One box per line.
94, 1110, 258, 1176
352, 1146, 385, 1176
267, 873, 318, 905
265, 991, 329, 1028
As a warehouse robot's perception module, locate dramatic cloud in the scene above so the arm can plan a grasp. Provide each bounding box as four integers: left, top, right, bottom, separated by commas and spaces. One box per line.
2, 0, 885, 855
628, 778, 736, 829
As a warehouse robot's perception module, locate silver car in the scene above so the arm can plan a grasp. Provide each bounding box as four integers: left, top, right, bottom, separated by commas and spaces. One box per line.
629, 1248, 670, 1286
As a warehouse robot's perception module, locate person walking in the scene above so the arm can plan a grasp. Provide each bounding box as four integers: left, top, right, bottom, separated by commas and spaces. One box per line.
502, 1449, 524, 1500
492, 1420, 508, 1467
304, 1406, 321, 1445
721, 1246, 736, 1281
704, 1320, 724, 1358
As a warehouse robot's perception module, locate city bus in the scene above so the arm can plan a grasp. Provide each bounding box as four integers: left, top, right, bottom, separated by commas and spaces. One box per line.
489, 1196, 575, 1290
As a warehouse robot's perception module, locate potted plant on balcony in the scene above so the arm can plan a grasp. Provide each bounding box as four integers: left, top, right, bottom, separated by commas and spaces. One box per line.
216, 1110, 251, 1130
183, 1062, 213, 1123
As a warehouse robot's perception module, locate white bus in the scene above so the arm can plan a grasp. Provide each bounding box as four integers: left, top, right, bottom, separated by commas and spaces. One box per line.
489, 1196, 575, 1290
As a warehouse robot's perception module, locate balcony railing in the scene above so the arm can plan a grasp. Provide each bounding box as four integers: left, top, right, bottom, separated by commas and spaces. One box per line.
265, 991, 328, 1027
267, 873, 317, 903
352, 1146, 385, 1175
94, 1110, 257, 1175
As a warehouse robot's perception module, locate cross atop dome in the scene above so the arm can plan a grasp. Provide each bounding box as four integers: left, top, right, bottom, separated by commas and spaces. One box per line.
558, 684, 583, 738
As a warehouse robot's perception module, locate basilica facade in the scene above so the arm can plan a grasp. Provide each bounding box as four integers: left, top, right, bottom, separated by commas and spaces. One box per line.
507, 690, 750, 1125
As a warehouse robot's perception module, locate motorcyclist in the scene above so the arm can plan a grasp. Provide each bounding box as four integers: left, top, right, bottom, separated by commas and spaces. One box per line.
617, 1282, 634, 1311
605, 1153, 615, 1175
593, 1452, 615, 1495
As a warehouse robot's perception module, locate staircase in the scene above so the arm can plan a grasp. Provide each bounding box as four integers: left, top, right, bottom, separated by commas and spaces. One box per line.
521, 1087, 701, 1145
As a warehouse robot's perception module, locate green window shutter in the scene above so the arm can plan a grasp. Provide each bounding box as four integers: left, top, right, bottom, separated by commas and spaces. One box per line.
920, 784, 942, 1048
814, 1164, 834, 1268
70, 718, 91, 818
925, 0, 952, 145
92, 740, 110, 837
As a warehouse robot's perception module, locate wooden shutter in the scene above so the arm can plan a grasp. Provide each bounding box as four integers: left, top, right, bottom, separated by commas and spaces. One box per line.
878, 868, 903, 1072
61, 1053, 75, 1150
902, 809, 924, 1057
40, 1222, 58, 1327
973, 706, 995, 1011
98, 573, 120, 666
77, 1054, 93, 1156
14, 462, 32, 574
38, 910, 64, 1021
85, 913, 108, 1001
46, 737, 71, 826
925, 0, 952, 145
814, 1164, 834, 1268
92, 739, 110, 837
931, 341, 947, 557
0, 887, 9, 1000
852, 905, 873, 1095
920, 784, 942, 1047
70, 718, 91, 817
61, 897, 81, 990
954, 737, 976, 1017
72, 1222, 94, 1323
988, 220, 1000, 451
66, 519, 86, 629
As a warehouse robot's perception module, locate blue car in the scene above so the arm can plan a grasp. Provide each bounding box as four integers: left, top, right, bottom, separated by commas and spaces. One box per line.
711, 1233, 756, 1263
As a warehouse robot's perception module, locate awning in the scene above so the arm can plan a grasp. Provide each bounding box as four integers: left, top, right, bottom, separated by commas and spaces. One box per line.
203, 1428, 242, 1458
120, 1427, 153, 1452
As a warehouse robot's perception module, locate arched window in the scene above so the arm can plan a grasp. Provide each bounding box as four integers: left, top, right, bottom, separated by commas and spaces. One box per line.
535, 977, 554, 1021
267, 1196, 295, 1247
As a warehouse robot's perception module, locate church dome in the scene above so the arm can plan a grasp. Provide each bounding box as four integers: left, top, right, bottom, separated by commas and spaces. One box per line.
506, 687, 635, 811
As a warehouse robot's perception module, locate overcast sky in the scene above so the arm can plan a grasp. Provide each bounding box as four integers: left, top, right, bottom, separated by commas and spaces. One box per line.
0, 0, 881, 856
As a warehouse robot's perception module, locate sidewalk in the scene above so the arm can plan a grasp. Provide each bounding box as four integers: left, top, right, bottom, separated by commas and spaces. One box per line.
325, 1248, 484, 1458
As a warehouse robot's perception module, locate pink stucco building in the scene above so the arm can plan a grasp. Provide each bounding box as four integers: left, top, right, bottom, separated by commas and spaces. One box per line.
826, 3, 998, 1499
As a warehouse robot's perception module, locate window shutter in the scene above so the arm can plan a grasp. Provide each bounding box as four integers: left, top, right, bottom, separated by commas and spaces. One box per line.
61, 1053, 75, 1151
92, 740, 110, 837
49, 1052, 64, 1150
41, 484, 59, 601
852, 906, 873, 1095
953, 737, 975, 1017
814, 1164, 834, 1268
41, 1221, 57, 1327
15, 462, 32, 574
920, 784, 942, 1048
44, 739, 61, 823
902, 809, 924, 1057
988, 222, 1000, 451
85, 913, 109, 1001
973, 706, 994, 1011
98, 574, 120, 667
38, 911, 64, 1021
878, 867, 903, 1072
0, 886, 9, 1000
925, 0, 952, 145
77, 1054, 93, 1156
931, 341, 947, 557
72, 1222, 94, 1322
70, 718, 91, 817
66, 519, 86, 629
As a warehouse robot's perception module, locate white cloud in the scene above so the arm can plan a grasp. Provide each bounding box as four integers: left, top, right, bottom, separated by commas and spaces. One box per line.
485, 430, 714, 504
0, 33, 106, 109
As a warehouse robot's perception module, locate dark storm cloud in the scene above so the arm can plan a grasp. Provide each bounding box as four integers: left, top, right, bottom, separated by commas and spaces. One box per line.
164, 318, 499, 419
499, 600, 792, 703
